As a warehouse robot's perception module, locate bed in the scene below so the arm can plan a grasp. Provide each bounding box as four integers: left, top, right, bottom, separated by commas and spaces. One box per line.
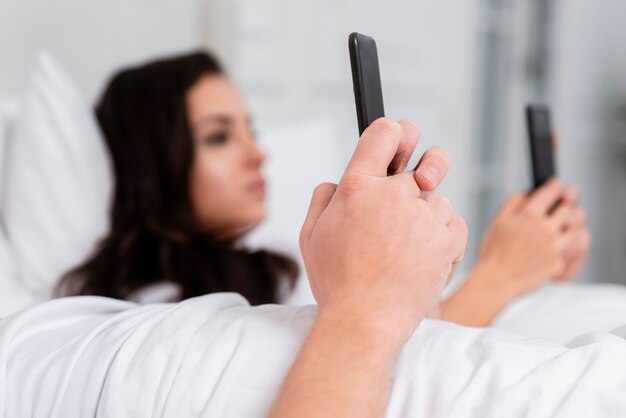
1, 52, 626, 417
1, 292, 626, 417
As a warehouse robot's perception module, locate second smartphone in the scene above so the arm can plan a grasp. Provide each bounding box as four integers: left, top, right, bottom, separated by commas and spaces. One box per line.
526, 105, 556, 190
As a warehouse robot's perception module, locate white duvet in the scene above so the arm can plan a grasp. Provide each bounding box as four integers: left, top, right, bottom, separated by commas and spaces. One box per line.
493, 282, 626, 344
1, 293, 626, 418
2, 52, 626, 417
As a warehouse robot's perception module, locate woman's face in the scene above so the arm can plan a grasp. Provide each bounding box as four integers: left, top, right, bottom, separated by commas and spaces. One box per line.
186, 74, 267, 240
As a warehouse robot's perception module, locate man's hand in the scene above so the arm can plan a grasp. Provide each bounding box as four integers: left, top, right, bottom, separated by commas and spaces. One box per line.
270, 118, 466, 418
300, 118, 466, 343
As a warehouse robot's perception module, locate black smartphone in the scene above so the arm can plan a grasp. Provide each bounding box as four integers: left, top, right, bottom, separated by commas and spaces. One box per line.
349, 32, 385, 136
526, 105, 556, 189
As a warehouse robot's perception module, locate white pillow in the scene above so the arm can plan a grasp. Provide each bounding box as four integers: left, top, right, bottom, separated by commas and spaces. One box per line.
245, 120, 344, 306
493, 282, 626, 344
0, 100, 31, 316
0, 99, 19, 208
2, 51, 113, 302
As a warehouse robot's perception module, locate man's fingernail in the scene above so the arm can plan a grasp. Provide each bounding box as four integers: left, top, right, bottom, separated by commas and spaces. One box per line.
419, 166, 439, 184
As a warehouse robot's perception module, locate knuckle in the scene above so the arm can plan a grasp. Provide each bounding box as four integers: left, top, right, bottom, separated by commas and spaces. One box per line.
370, 117, 402, 137
541, 220, 557, 236
315, 182, 336, 195
435, 195, 451, 208
427, 147, 451, 165
443, 233, 455, 254
337, 176, 364, 196
457, 216, 469, 240
522, 206, 540, 219
549, 180, 562, 192
313, 183, 327, 195
398, 119, 421, 134
433, 223, 453, 251
398, 118, 420, 128
450, 217, 468, 252
414, 196, 431, 213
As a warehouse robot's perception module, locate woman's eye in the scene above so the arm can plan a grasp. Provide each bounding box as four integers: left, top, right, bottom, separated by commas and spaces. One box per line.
203, 131, 229, 145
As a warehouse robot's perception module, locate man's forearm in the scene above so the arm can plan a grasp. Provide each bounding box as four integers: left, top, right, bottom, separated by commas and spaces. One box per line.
269, 309, 406, 418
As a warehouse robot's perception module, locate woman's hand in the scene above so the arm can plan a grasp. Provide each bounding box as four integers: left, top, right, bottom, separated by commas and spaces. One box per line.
474, 180, 575, 298
442, 180, 592, 327
553, 187, 592, 281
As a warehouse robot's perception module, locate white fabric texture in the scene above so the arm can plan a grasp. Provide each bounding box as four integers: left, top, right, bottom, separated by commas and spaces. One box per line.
0, 101, 32, 315
1, 293, 626, 418
493, 281, 626, 344
0, 100, 19, 208
2, 51, 112, 303
128, 282, 182, 304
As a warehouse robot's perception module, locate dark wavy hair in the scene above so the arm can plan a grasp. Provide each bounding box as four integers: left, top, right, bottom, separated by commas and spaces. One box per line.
57, 51, 298, 305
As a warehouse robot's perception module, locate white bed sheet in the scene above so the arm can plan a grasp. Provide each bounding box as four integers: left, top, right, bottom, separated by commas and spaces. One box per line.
1, 293, 625, 417
493, 282, 626, 344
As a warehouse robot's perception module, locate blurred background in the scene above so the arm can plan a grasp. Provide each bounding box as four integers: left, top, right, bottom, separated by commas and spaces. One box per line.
2, 0, 626, 286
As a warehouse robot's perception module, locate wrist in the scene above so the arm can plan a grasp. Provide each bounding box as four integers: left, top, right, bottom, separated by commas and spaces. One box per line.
441, 261, 519, 327
316, 303, 418, 353
468, 259, 523, 302
271, 300, 405, 418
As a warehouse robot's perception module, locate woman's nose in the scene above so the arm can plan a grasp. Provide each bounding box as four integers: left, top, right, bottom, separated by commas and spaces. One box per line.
245, 135, 267, 167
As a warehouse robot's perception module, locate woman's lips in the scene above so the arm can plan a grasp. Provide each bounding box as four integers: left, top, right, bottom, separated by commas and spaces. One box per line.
247, 179, 266, 198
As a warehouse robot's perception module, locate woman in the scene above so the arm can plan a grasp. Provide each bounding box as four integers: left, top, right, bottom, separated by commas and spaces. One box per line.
4, 106, 623, 417
59, 49, 591, 328
58, 51, 298, 305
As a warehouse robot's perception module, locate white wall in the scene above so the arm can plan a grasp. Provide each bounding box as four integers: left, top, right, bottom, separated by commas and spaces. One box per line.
550, 0, 626, 283
0, 0, 482, 303
469, 0, 626, 285
0, 0, 204, 101
2, 0, 625, 286
226, 0, 480, 283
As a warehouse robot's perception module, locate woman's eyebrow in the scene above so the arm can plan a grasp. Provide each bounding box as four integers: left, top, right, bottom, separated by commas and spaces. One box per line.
193, 114, 253, 128
196, 115, 233, 126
